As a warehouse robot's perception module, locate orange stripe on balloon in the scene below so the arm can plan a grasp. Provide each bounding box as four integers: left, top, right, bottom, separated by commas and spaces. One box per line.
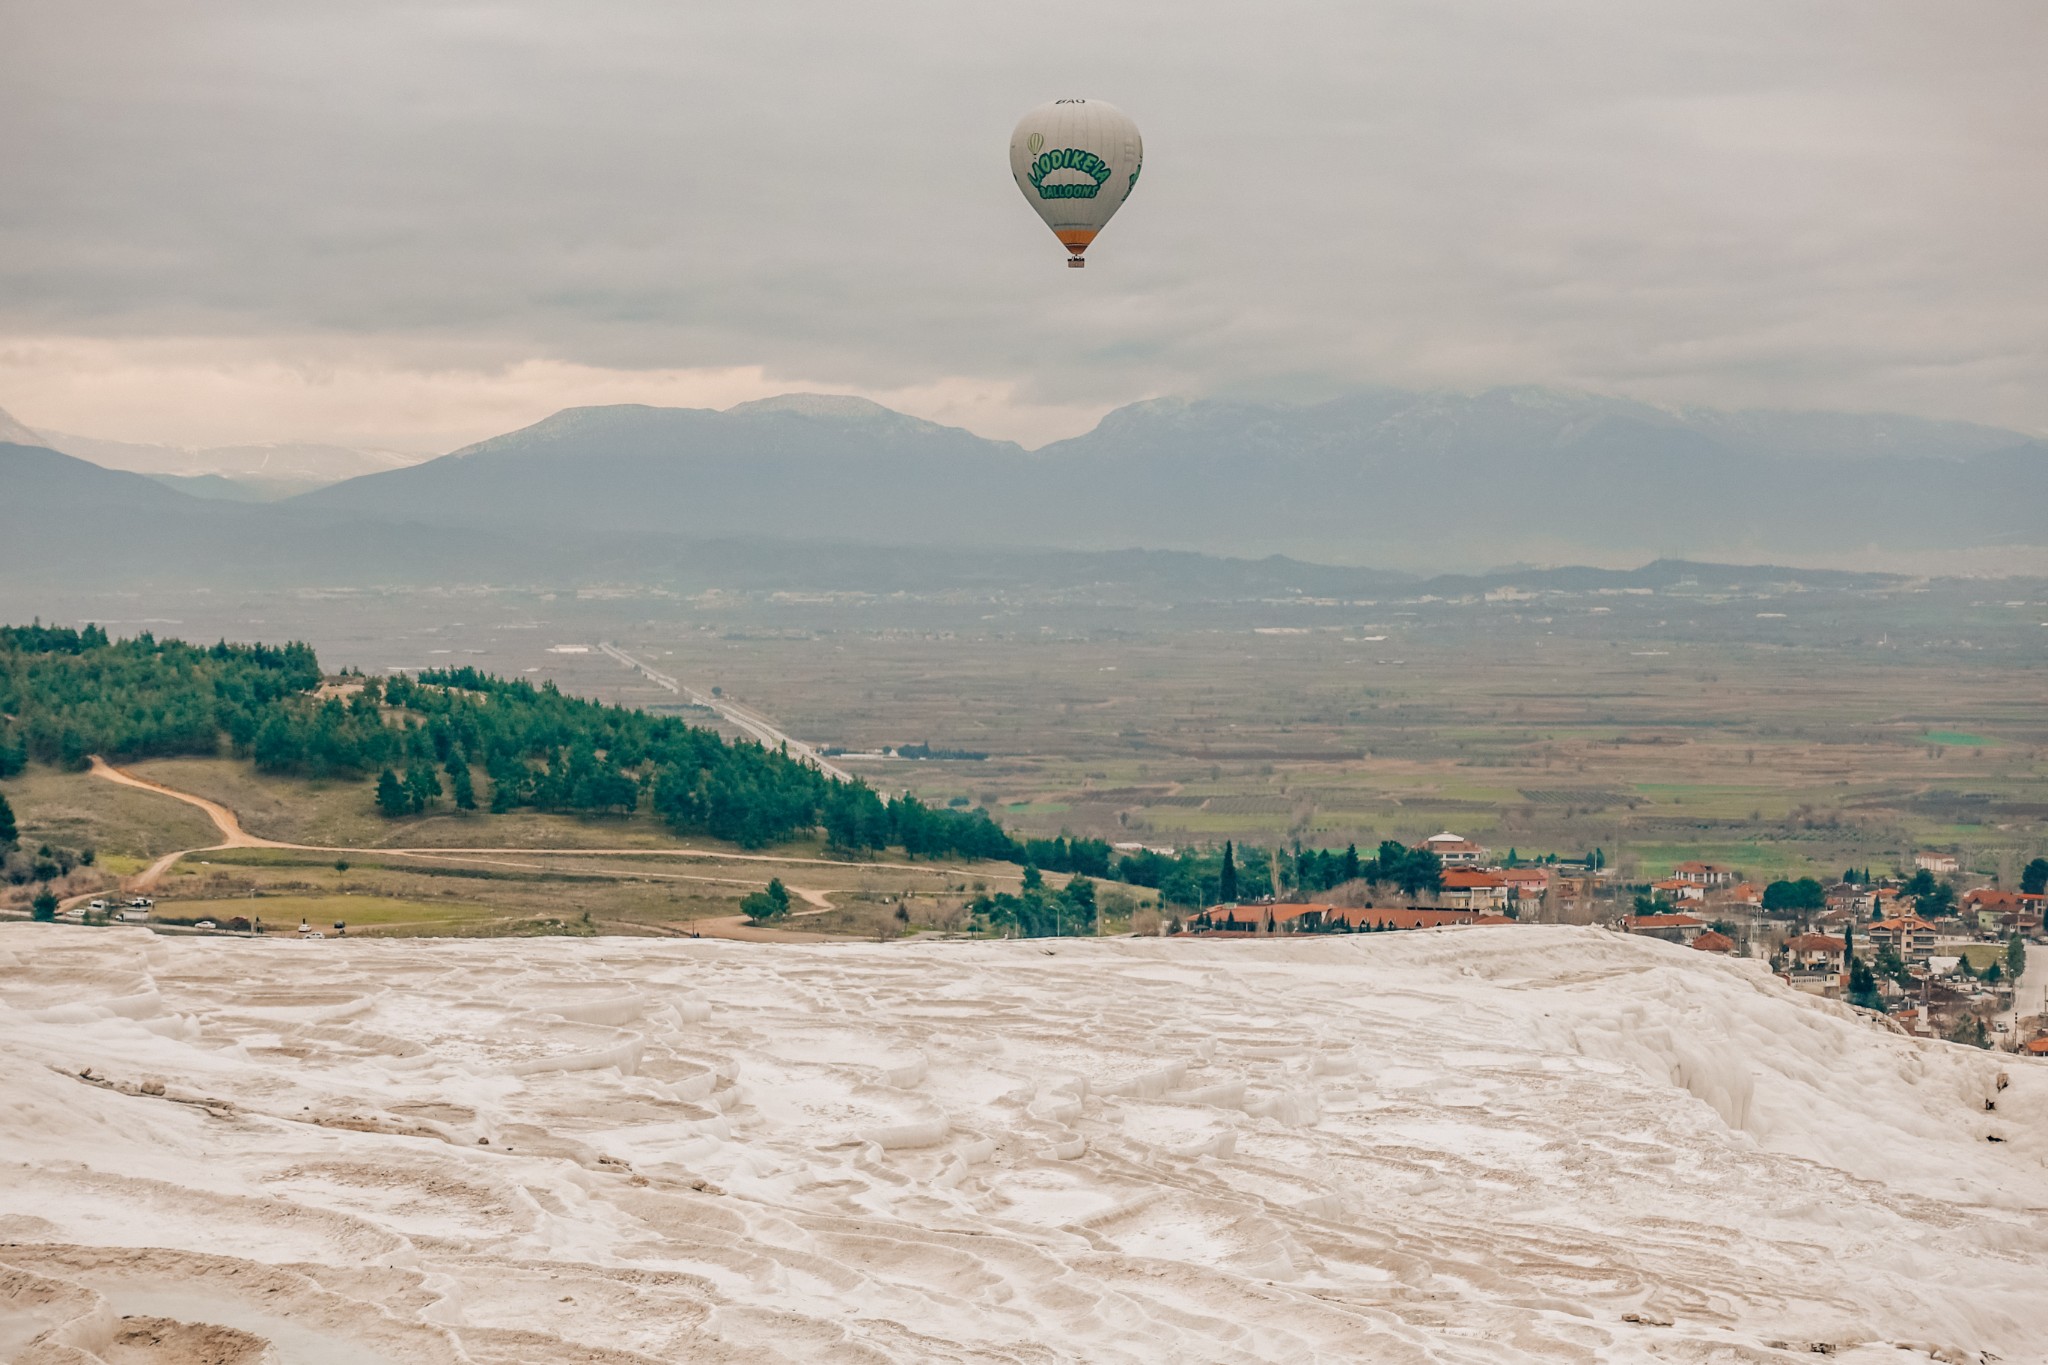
1055, 229, 1097, 256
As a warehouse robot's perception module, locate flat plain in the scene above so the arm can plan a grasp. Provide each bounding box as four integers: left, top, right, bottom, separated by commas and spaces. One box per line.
4, 572, 2043, 934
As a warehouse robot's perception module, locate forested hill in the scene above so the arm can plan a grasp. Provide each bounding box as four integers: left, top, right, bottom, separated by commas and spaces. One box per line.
0, 626, 1469, 914
0, 624, 1029, 859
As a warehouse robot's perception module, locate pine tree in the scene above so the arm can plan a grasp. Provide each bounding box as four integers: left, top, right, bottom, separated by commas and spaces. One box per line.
405, 762, 442, 814
448, 762, 476, 812
375, 767, 409, 818
0, 790, 16, 849
2009, 934, 2027, 980
31, 887, 59, 921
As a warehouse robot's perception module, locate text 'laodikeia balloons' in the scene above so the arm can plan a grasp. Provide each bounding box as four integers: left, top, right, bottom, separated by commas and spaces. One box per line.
1009, 99, 1143, 268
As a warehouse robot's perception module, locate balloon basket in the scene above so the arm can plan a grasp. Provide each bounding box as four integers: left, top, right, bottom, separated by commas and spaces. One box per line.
1067, 258, 1086, 269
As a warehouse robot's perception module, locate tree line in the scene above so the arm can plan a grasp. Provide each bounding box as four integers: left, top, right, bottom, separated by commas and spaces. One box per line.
0, 627, 1125, 870
3, 624, 1569, 935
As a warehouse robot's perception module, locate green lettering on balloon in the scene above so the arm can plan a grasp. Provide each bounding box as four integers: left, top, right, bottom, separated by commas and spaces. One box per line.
1026, 147, 1115, 199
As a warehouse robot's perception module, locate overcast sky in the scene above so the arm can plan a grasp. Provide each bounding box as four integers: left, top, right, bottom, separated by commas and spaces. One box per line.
3, 1, 2043, 452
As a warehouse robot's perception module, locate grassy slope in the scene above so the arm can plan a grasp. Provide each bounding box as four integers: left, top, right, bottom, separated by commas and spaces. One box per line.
4, 762, 1031, 938
2, 764, 222, 859
121, 757, 718, 850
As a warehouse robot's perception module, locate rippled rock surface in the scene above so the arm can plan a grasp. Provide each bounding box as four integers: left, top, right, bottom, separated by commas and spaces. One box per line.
2, 925, 2041, 1362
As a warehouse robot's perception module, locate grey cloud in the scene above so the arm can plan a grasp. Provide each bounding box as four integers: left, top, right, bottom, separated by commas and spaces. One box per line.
2, 0, 2043, 437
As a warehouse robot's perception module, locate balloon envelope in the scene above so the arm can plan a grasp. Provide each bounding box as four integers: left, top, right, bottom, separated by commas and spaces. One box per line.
1009, 99, 1142, 266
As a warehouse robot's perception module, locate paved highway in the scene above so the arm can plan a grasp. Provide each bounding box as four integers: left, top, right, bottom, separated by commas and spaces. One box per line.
599, 642, 855, 783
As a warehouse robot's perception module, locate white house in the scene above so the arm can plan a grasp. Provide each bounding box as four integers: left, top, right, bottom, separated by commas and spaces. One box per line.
1421, 831, 1489, 867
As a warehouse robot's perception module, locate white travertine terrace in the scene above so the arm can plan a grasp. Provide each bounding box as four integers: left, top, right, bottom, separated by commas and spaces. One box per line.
1, 924, 2042, 1363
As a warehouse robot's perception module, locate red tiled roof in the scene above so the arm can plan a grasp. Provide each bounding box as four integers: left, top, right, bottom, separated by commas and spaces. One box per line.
2024, 1038, 2048, 1056
1691, 931, 1736, 952
1210, 903, 1528, 932
1785, 933, 1846, 953
1440, 869, 1506, 889
1348, 907, 1493, 930
1261, 903, 1334, 922
1871, 915, 1938, 932
1630, 913, 1705, 929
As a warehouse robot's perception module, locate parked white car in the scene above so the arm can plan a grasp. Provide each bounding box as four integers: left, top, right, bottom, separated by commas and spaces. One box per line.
127, 897, 154, 909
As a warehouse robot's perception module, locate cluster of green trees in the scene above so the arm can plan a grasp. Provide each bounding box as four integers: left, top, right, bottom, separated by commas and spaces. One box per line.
2024, 858, 2048, 896
376, 670, 1048, 857
1761, 877, 1826, 914
1112, 839, 1447, 910
1502, 848, 1604, 869
0, 630, 1027, 859
0, 789, 92, 922
1899, 868, 1956, 915
1266, 841, 1447, 899
741, 878, 793, 923
1017, 834, 1116, 878
0, 624, 322, 772
970, 866, 1097, 937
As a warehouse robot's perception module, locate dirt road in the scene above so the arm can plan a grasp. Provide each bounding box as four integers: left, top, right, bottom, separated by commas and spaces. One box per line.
84, 757, 848, 940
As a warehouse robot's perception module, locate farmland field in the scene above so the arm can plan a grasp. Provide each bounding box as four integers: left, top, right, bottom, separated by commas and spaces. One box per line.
4, 572, 2044, 907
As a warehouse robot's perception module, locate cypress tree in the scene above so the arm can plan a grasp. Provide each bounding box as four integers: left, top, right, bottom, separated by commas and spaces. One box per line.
1220, 841, 1238, 903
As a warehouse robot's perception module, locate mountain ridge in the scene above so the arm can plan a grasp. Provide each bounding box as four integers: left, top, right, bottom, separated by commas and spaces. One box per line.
291, 385, 2048, 566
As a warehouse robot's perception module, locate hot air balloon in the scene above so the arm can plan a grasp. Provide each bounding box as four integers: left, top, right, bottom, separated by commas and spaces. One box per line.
1009, 99, 1142, 268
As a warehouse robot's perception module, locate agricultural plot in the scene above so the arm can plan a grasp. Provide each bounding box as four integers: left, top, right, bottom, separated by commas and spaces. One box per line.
6, 575, 2043, 904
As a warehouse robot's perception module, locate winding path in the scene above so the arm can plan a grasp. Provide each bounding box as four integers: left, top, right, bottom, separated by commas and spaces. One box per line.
81, 757, 921, 940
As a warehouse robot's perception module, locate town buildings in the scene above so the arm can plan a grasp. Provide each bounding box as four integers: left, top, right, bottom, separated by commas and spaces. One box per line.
1437, 868, 1508, 912
1673, 861, 1738, 888
1867, 914, 1940, 965
1420, 831, 1489, 866
1626, 912, 1707, 945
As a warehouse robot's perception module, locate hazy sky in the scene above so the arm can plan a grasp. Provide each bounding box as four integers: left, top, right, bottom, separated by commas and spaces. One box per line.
3, 1, 2043, 451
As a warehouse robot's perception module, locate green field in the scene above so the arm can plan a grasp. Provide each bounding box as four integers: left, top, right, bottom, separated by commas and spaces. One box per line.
6, 576, 2044, 934
157, 893, 497, 932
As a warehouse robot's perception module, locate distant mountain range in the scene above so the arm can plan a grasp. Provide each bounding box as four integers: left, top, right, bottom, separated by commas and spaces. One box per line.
4, 386, 2045, 589
0, 406, 421, 498
298, 387, 2048, 566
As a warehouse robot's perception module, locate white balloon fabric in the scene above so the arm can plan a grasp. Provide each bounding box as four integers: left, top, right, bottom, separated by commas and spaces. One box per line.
1008, 99, 1143, 268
